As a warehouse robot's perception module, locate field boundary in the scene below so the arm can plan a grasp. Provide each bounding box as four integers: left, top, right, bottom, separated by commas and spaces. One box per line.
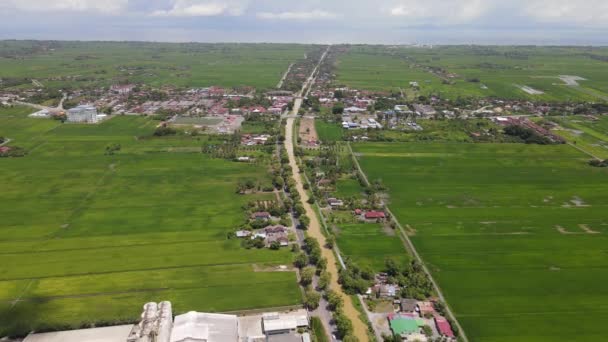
347, 142, 469, 342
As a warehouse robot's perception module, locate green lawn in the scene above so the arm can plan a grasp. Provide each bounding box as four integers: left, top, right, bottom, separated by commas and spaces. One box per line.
0, 108, 300, 335
354, 142, 608, 342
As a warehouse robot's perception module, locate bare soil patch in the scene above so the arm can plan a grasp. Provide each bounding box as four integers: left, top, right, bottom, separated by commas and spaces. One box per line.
299, 117, 319, 146
579, 224, 601, 234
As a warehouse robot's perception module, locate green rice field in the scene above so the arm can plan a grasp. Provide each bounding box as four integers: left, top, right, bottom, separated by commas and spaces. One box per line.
336, 46, 608, 102
0, 41, 311, 90
354, 142, 608, 342
0, 107, 300, 336
550, 115, 608, 159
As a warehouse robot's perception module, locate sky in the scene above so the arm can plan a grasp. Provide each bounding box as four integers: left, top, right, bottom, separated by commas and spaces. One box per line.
0, 0, 607, 45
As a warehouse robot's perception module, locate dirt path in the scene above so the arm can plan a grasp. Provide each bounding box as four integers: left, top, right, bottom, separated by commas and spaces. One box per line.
286, 117, 369, 340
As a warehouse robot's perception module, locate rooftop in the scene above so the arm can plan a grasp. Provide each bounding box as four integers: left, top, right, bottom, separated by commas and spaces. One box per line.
23, 325, 133, 342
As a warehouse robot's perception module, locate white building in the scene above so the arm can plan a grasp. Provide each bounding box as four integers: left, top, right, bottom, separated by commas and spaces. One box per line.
171, 312, 238, 342
67, 105, 99, 123
262, 311, 308, 335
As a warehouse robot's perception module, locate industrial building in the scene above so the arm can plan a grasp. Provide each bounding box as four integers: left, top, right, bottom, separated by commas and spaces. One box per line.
127, 301, 173, 342
67, 104, 101, 123
20, 303, 310, 342
171, 312, 238, 342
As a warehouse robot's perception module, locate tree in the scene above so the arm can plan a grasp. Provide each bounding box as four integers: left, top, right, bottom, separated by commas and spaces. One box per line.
318, 271, 331, 290
316, 257, 327, 273
269, 241, 281, 250
332, 102, 345, 115
326, 290, 343, 310
334, 310, 353, 338
299, 215, 310, 230
326, 236, 335, 249
304, 290, 321, 310
422, 325, 433, 337
294, 252, 309, 268
105, 143, 121, 156
300, 266, 316, 286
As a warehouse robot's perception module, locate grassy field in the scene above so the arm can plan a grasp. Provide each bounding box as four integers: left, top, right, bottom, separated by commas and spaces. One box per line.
336, 223, 409, 272
0, 41, 311, 90
315, 120, 344, 142
354, 142, 608, 342
0, 107, 300, 335
335, 46, 608, 102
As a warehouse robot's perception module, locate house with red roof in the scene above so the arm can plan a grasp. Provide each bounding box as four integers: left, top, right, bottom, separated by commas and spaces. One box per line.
434, 315, 455, 339
365, 211, 386, 220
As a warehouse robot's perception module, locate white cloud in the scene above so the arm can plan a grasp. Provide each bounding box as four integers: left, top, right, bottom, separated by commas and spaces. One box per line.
257, 10, 337, 20
0, 0, 128, 13
389, 0, 490, 23
152, 0, 247, 17
522, 0, 608, 26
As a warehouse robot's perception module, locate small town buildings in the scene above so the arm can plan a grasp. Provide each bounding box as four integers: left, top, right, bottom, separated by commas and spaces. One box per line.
111, 84, 135, 95
67, 105, 100, 123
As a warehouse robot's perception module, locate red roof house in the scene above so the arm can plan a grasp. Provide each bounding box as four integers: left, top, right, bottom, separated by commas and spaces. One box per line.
365, 211, 386, 219
434, 315, 455, 338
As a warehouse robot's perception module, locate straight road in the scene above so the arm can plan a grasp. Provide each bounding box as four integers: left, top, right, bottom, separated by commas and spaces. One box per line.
285, 46, 370, 340
286, 118, 368, 340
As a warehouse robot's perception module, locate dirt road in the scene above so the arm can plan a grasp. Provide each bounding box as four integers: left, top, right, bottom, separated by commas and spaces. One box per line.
285, 117, 369, 341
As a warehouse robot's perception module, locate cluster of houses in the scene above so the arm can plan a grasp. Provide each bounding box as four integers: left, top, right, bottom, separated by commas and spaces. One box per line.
387, 301, 456, 342
235, 212, 291, 248
241, 134, 272, 146
52, 85, 294, 119
364, 274, 455, 341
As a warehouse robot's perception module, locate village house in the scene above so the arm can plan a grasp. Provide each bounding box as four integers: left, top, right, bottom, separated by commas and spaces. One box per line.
327, 198, 344, 208
364, 211, 386, 221
251, 212, 271, 220
413, 104, 437, 119
434, 315, 455, 340
235, 230, 252, 238
417, 301, 436, 317
263, 225, 289, 247
400, 299, 418, 314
